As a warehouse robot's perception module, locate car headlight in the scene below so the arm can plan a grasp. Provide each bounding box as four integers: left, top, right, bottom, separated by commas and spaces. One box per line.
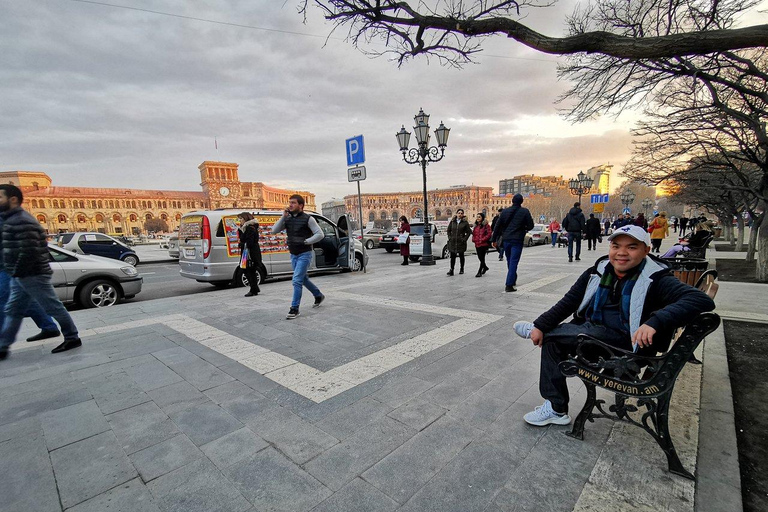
121, 266, 139, 276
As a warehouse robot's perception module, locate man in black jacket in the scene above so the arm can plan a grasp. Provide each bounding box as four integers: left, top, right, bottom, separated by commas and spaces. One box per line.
585, 213, 602, 251
491, 194, 534, 292
0, 185, 81, 360
562, 202, 586, 262
511, 225, 715, 426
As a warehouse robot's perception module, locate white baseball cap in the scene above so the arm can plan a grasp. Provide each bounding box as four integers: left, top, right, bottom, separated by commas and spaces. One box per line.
607, 224, 651, 246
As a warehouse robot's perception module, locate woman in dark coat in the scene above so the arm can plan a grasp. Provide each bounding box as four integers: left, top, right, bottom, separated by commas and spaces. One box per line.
471, 212, 492, 277
397, 216, 410, 265
237, 212, 262, 296
446, 209, 472, 276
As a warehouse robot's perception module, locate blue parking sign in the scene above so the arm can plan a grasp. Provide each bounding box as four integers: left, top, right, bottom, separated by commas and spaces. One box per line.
346, 135, 365, 167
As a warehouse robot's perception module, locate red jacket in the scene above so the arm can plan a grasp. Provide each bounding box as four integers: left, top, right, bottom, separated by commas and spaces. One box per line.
472, 223, 492, 248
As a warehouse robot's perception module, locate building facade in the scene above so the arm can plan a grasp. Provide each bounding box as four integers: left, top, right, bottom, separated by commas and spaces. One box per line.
2, 161, 316, 235
344, 185, 495, 227
498, 175, 569, 197
585, 164, 612, 195
321, 198, 347, 223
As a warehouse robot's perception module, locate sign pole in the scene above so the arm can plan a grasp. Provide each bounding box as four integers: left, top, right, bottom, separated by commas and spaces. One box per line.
357, 180, 366, 273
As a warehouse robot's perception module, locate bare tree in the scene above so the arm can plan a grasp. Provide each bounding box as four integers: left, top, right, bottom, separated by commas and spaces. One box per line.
300, 1, 768, 66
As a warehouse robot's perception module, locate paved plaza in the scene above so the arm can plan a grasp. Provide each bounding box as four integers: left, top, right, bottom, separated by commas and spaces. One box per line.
0, 238, 759, 512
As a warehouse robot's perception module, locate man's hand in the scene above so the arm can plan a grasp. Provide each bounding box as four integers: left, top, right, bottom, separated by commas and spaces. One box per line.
283, 209, 290, 217
632, 324, 656, 349
531, 327, 544, 347
492, 241, 498, 249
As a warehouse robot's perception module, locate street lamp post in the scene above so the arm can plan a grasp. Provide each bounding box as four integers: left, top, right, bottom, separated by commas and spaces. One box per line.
641, 198, 653, 217
620, 190, 636, 213
396, 108, 450, 266
568, 170, 594, 204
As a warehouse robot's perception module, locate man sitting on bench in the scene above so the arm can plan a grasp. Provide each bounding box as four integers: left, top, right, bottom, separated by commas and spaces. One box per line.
513, 225, 715, 426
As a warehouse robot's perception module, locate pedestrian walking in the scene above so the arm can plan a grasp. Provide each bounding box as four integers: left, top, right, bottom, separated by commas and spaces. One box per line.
548, 218, 561, 247
672, 217, 679, 233
679, 216, 689, 237
0, 185, 81, 360
585, 213, 601, 251
491, 208, 504, 260
648, 211, 669, 253
562, 202, 586, 262
397, 216, 410, 265
471, 213, 492, 277
491, 194, 534, 292
270, 194, 325, 319
603, 218, 610, 236
237, 212, 262, 297
634, 212, 648, 230
446, 209, 472, 276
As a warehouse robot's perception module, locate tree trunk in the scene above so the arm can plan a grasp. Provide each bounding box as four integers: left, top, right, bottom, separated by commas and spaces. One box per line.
757, 219, 768, 282
747, 225, 758, 261
736, 216, 745, 252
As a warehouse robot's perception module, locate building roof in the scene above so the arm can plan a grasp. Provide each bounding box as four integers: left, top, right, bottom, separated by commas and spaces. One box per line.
24, 186, 206, 199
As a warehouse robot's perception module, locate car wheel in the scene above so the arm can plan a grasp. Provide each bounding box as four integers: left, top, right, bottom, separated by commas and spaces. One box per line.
545, 237, 550, 244
79, 279, 120, 308
527, 239, 533, 247
121, 254, 139, 266
365, 240, 375, 250
210, 281, 231, 288
353, 254, 364, 272
385, 247, 394, 253
409, 256, 421, 262
441, 245, 448, 259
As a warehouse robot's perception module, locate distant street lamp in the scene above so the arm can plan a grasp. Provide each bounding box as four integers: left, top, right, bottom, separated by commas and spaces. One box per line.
641, 198, 654, 217
620, 190, 636, 213
396, 108, 450, 266
568, 170, 594, 204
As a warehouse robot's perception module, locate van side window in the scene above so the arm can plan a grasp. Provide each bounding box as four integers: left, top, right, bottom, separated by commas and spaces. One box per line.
314, 217, 337, 237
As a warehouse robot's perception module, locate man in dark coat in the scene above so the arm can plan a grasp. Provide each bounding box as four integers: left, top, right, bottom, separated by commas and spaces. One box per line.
562, 202, 586, 262
237, 212, 262, 297
491, 194, 534, 292
585, 213, 602, 251
491, 208, 504, 260
679, 216, 689, 237
446, 209, 472, 275
0, 185, 81, 360
511, 225, 715, 426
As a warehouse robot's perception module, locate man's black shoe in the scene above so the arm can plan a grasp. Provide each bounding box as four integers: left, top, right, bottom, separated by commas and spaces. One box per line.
505, 285, 517, 292
459, 268, 464, 275
569, 258, 573, 262
244, 292, 258, 297
51, 339, 82, 354
0, 348, 8, 361
26, 330, 61, 342
313, 294, 325, 308
575, 257, 581, 261
447, 269, 454, 276
286, 307, 300, 319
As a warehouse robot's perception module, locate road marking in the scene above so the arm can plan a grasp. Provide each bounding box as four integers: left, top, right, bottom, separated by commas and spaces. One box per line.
80, 297, 503, 403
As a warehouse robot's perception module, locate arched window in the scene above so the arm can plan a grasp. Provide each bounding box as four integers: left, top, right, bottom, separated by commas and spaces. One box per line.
37, 214, 46, 223
392, 211, 399, 221
95, 214, 104, 222
434, 209, 441, 218
30, 200, 37, 208
380, 211, 388, 220
147, 201, 152, 209
113, 214, 121, 223
161, 213, 168, 220
77, 215, 86, 223
368, 212, 375, 221
129, 214, 137, 222
413, 208, 423, 219
446, 209, 453, 218
53, 200, 59, 209
145, 213, 152, 221
175, 213, 182, 221
98, 201, 103, 209
58, 214, 66, 223
79, 201, 85, 209
132, 201, 137, 209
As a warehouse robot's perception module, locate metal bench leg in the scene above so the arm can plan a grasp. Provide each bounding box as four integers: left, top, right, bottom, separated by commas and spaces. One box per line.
566, 382, 596, 441
655, 393, 695, 480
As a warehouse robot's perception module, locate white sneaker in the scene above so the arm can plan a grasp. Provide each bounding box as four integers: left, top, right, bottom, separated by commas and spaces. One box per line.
523, 400, 572, 426
513, 321, 534, 339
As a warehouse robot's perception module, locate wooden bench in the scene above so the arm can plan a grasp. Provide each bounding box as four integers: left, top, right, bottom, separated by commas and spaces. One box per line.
681, 233, 714, 259
559, 312, 721, 480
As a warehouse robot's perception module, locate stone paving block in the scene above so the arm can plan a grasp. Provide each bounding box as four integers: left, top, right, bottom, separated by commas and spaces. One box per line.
107, 401, 180, 455
309, 478, 399, 512
244, 405, 339, 464
0, 432, 60, 512
305, 417, 415, 491
363, 416, 482, 504
147, 380, 210, 415
169, 359, 236, 391
413, 345, 492, 383
129, 433, 203, 482
41, 399, 110, 450
398, 441, 517, 512
200, 427, 269, 470
123, 359, 184, 392
69, 354, 157, 382
0, 380, 92, 426
169, 402, 243, 446
147, 458, 251, 512
224, 448, 332, 512
218, 391, 275, 423
203, 380, 254, 404
83, 371, 151, 415
50, 430, 138, 509
370, 375, 435, 408
0, 416, 41, 443
67, 478, 162, 512
481, 402, 549, 462
314, 396, 393, 440
150, 346, 201, 366
416, 370, 491, 409
386, 397, 448, 431
446, 393, 512, 431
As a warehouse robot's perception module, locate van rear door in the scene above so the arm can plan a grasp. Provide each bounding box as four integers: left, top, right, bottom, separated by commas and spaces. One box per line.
178, 214, 206, 275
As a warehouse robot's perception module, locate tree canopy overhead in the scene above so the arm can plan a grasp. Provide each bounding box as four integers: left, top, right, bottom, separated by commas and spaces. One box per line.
300, 0, 768, 65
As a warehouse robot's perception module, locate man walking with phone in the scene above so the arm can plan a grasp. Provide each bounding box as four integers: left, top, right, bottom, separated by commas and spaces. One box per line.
271, 194, 325, 319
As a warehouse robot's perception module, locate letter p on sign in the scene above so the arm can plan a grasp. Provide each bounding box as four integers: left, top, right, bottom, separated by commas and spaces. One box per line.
346, 135, 365, 167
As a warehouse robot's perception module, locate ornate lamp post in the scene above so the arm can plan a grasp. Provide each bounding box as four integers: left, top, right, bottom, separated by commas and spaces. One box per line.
641, 198, 654, 217
620, 190, 636, 213
396, 109, 450, 266
568, 170, 594, 204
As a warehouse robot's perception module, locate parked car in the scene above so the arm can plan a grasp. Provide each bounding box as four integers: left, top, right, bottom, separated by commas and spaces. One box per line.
55, 232, 140, 266
380, 222, 476, 261
167, 233, 179, 259
48, 244, 143, 308
379, 228, 401, 253
178, 209, 367, 288
354, 228, 389, 250
526, 224, 551, 246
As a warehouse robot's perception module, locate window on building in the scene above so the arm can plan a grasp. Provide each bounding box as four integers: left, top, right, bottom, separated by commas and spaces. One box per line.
147, 201, 152, 209
129, 214, 137, 222
161, 213, 167, 220
37, 215, 46, 223
113, 214, 121, 222
79, 201, 85, 209
392, 211, 399, 221
58, 214, 66, 223
145, 213, 152, 220
77, 215, 86, 223
95, 214, 104, 222
368, 212, 375, 221
380, 211, 388, 220
97, 201, 102, 209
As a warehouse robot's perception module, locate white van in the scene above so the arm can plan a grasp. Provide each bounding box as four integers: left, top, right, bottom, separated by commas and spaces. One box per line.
178, 210, 366, 287
408, 221, 476, 261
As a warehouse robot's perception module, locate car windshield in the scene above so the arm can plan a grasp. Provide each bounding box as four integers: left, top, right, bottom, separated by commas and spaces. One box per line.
409, 225, 426, 235
530, 226, 544, 232
57, 233, 75, 244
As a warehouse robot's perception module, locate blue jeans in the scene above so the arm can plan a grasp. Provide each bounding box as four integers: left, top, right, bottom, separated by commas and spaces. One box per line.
0, 275, 79, 349
503, 240, 524, 287
0, 270, 57, 332
551, 232, 558, 247
567, 232, 582, 260
290, 251, 321, 308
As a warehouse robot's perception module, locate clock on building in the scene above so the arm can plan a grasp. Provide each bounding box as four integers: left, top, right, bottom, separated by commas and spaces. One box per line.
219, 186, 230, 197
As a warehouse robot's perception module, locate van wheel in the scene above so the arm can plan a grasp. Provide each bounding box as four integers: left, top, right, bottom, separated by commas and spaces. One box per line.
210, 281, 231, 288
353, 254, 364, 272
365, 240, 375, 250
441, 246, 448, 259
409, 256, 421, 262
121, 254, 139, 266
236, 266, 266, 288
79, 279, 120, 308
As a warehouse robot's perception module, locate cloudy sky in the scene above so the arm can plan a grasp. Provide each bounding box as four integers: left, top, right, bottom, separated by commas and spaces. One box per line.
2, 1, 764, 206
